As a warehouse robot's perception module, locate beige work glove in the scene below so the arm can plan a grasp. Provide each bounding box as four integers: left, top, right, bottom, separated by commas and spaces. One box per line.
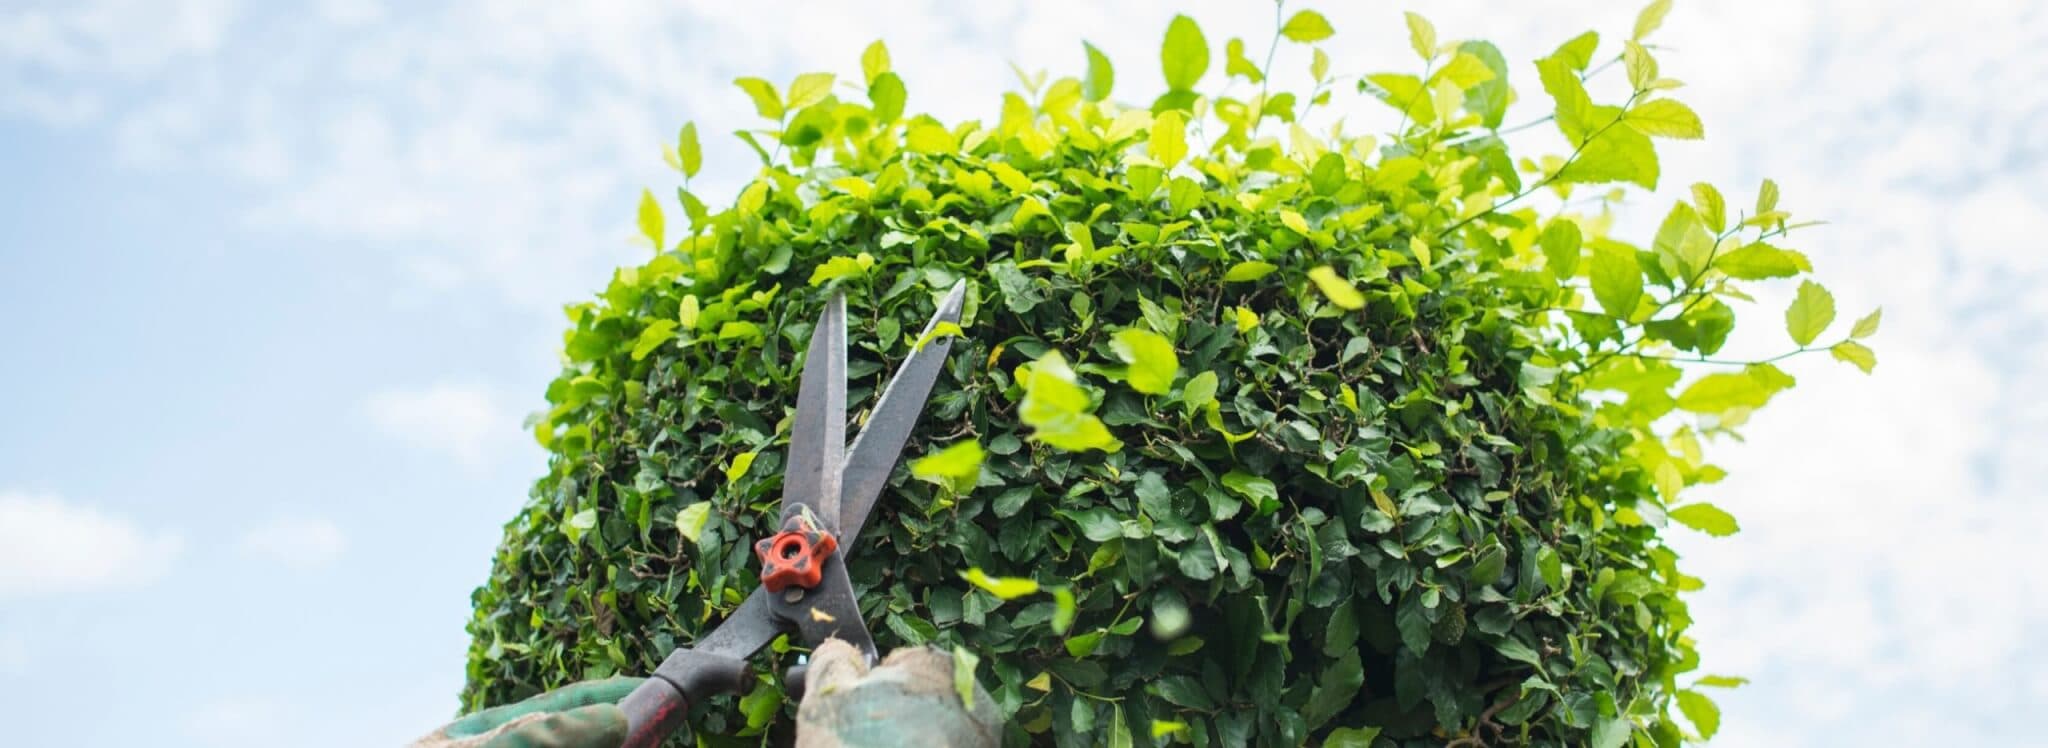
796, 639, 1002, 748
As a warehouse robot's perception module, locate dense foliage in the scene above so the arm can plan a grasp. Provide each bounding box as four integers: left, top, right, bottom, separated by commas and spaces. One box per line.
462, 3, 1877, 746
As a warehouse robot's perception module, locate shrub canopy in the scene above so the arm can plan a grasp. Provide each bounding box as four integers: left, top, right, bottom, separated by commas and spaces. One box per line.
463, 3, 1876, 746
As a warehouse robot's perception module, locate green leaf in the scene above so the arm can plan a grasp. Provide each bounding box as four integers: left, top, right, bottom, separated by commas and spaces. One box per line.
1559, 121, 1660, 188
677, 123, 702, 178
1691, 182, 1726, 233
808, 252, 876, 286
1695, 675, 1750, 689
951, 645, 980, 709
1112, 328, 1179, 395
960, 567, 1040, 599
1831, 340, 1877, 373
636, 189, 664, 250
785, 72, 835, 111
1302, 650, 1364, 729
564, 508, 597, 544
1221, 471, 1278, 515
1851, 308, 1882, 339
725, 450, 759, 486
868, 72, 907, 123
913, 441, 985, 494
1589, 242, 1643, 320
1539, 219, 1582, 277
631, 319, 678, 361
1676, 689, 1720, 739
1065, 630, 1105, 658
1324, 727, 1384, 748
1224, 260, 1278, 282
1627, 98, 1704, 139
1150, 110, 1188, 168
1785, 280, 1836, 346
733, 77, 783, 119
1592, 717, 1632, 748
1634, 0, 1674, 41
1083, 42, 1115, 102
914, 320, 963, 352
860, 40, 891, 84
1308, 266, 1366, 310
1669, 502, 1739, 537
1150, 720, 1189, 739
1281, 10, 1335, 43
1403, 12, 1438, 59
673, 502, 711, 544
1675, 365, 1795, 413
1713, 242, 1811, 279
1224, 38, 1263, 83
1051, 587, 1077, 634
1181, 370, 1218, 415
1758, 178, 1782, 214
1161, 15, 1210, 91
1019, 351, 1121, 452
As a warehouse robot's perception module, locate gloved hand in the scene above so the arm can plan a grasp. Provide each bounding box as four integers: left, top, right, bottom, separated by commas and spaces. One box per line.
796, 638, 1002, 748
411, 677, 643, 748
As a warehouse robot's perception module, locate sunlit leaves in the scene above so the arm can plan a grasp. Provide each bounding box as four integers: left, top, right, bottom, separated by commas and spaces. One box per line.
860, 40, 891, 84
808, 252, 876, 286
1670, 504, 1739, 537
1111, 328, 1179, 395
1590, 242, 1644, 320
1540, 219, 1583, 277
733, 77, 783, 119
960, 567, 1038, 599
724, 450, 759, 486
631, 319, 678, 361
1403, 12, 1438, 59
1224, 261, 1277, 282
676, 123, 702, 178
1308, 266, 1365, 309
1831, 341, 1877, 373
1628, 99, 1705, 139
1785, 280, 1836, 346
1082, 42, 1115, 102
869, 72, 907, 123
1150, 110, 1188, 168
673, 502, 711, 544
785, 72, 835, 111
1635, 0, 1674, 41
1692, 182, 1726, 231
952, 646, 980, 709
1161, 15, 1209, 92
636, 188, 663, 250
1713, 242, 1811, 279
1019, 351, 1120, 452
1281, 10, 1335, 43
912, 441, 984, 494
1675, 364, 1796, 413
1224, 38, 1263, 83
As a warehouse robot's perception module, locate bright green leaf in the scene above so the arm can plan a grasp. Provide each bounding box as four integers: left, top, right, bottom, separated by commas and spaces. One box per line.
1714, 242, 1811, 279
1161, 15, 1209, 91
1309, 266, 1366, 310
631, 319, 678, 361
1785, 280, 1836, 346
673, 502, 711, 544
1676, 689, 1721, 739
1150, 110, 1188, 168
952, 645, 980, 708
1224, 260, 1278, 282
1634, 0, 1674, 41
785, 72, 835, 111
733, 77, 783, 119
1669, 502, 1739, 536
869, 72, 907, 123
636, 189, 664, 249
1111, 328, 1179, 395
725, 450, 759, 485
1831, 340, 1877, 373
1083, 42, 1115, 102
1589, 242, 1644, 320
960, 567, 1040, 599
1627, 98, 1705, 139
1403, 12, 1438, 59
860, 40, 891, 84
677, 123, 702, 178
1851, 308, 1882, 339
1281, 10, 1335, 43
913, 441, 985, 494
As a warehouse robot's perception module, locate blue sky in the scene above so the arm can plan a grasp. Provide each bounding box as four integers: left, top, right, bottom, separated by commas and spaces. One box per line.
2, 0, 2044, 745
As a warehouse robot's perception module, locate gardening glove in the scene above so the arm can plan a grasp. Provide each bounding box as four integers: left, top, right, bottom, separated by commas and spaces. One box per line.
412, 677, 643, 748
796, 638, 1002, 748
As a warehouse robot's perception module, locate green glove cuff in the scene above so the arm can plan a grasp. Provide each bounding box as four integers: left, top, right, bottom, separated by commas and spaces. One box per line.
414, 677, 644, 748
444, 677, 645, 737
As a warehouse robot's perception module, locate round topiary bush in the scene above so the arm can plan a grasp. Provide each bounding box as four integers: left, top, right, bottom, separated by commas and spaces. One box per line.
462, 4, 1876, 746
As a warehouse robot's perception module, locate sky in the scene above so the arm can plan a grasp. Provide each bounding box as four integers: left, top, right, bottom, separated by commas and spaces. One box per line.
0, 0, 2043, 745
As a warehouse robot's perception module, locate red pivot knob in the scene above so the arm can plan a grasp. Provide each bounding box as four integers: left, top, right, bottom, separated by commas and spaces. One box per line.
755, 512, 839, 593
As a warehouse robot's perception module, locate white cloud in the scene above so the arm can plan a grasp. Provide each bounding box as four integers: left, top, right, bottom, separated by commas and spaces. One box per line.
362, 382, 514, 468
0, 491, 183, 599
237, 517, 347, 569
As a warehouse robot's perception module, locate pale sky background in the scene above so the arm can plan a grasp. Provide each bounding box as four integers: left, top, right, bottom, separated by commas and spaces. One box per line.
1, 1, 2043, 745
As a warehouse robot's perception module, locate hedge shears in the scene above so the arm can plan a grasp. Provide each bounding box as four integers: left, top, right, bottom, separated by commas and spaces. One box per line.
616, 281, 968, 747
